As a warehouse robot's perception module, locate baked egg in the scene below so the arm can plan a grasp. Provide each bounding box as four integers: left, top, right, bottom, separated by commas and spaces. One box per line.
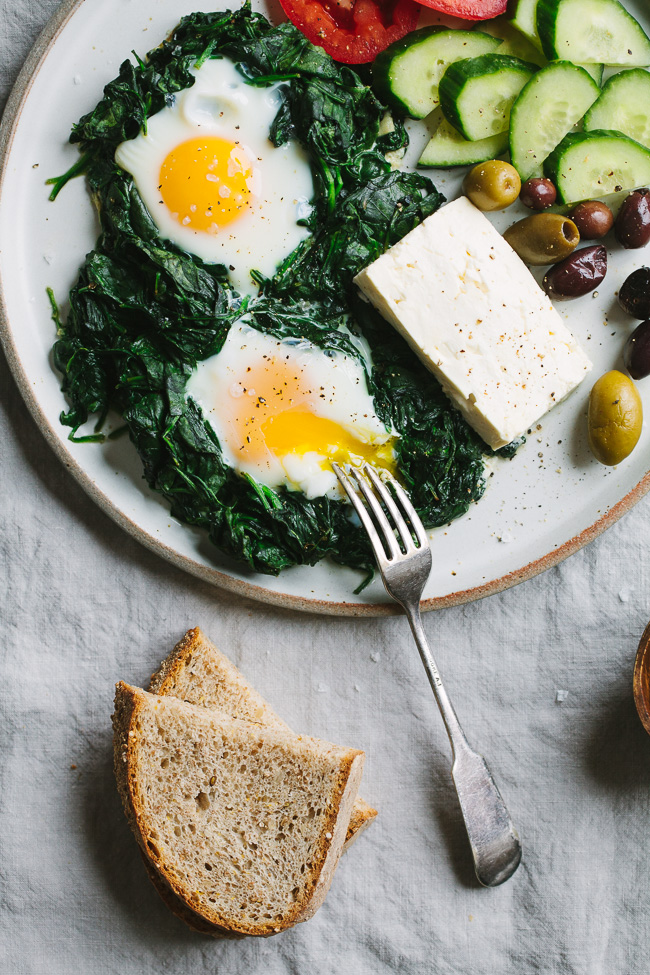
186, 323, 397, 498
114, 57, 313, 295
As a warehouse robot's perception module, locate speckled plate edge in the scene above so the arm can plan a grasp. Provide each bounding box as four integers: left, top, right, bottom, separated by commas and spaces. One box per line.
2, 0, 650, 618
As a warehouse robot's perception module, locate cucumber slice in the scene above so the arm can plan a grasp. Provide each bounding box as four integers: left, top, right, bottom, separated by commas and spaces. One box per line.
500, 6, 604, 81
372, 28, 500, 121
543, 128, 650, 203
584, 68, 650, 148
508, 0, 542, 44
479, 16, 547, 65
581, 62, 604, 85
510, 61, 600, 180
439, 54, 537, 142
418, 111, 510, 168
537, 0, 650, 66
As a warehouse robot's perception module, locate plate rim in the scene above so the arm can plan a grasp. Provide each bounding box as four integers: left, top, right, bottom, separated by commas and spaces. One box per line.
2, 0, 650, 618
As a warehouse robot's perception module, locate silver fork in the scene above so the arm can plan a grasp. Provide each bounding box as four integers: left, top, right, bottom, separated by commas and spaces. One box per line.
333, 462, 521, 888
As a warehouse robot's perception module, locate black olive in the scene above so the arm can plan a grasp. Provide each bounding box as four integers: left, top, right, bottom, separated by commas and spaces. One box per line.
624, 320, 650, 379
615, 189, 650, 249
542, 245, 607, 300
568, 200, 614, 239
618, 267, 650, 319
520, 178, 557, 211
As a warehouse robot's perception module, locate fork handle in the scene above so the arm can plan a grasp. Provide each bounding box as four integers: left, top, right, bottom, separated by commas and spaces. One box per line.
404, 604, 521, 888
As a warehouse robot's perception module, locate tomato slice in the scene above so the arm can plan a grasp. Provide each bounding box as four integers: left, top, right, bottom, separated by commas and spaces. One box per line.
278, 0, 420, 64
411, 0, 507, 19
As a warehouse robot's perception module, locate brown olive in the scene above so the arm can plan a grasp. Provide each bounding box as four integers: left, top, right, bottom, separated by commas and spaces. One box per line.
463, 160, 521, 212
542, 245, 607, 300
588, 370, 643, 466
568, 201, 614, 240
615, 189, 650, 249
624, 320, 650, 379
520, 178, 557, 210
618, 267, 650, 319
503, 213, 580, 265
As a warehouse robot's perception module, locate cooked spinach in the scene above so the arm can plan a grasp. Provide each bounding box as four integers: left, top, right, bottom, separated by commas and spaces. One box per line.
51, 4, 491, 584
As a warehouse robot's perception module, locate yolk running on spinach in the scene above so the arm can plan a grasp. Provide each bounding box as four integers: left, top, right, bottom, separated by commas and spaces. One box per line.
222, 357, 397, 474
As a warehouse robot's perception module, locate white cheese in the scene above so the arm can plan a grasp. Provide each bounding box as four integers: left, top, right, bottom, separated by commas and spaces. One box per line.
354, 196, 592, 450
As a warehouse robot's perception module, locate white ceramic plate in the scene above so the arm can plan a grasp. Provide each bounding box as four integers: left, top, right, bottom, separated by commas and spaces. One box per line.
2, 0, 650, 616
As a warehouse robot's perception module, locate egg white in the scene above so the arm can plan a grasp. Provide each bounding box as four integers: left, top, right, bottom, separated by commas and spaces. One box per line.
186, 323, 396, 499
114, 57, 313, 295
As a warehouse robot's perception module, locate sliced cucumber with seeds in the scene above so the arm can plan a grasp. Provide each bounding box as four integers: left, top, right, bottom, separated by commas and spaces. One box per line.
510, 61, 600, 180
479, 16, 546, 66
485, 13, 604, 83
372, 27, 500, 121
543, 128, 650, 204
537, 0, 650, 66
581, 62, 604, 85
584, 68, 650, 148
439, 54, 537, 142
418, 111, 509, 168
508, 0, 542, 44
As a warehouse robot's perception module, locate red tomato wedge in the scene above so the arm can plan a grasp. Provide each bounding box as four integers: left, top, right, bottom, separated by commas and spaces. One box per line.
278, 0, 420, 64
412, 0, 507, 19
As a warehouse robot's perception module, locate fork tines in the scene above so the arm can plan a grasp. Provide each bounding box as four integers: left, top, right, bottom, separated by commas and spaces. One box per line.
332, 463, 429, 565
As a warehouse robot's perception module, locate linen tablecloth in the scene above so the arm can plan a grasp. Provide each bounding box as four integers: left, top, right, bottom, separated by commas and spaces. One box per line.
3, 3, 650, 972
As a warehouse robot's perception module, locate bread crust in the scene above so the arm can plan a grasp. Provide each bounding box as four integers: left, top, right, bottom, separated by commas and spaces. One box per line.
139, 851, 247, 938
149, 628, 288, 730
113, 682, 364, 937
149, 628, 377, 849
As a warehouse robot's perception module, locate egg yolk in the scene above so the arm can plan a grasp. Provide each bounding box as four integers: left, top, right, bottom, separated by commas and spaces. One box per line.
159, 136, 253, 232
226, 357, 396, 475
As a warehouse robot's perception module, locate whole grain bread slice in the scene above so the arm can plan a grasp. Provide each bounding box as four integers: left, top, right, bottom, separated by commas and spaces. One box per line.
149, 627, 377, 849
113, 682, 364, 937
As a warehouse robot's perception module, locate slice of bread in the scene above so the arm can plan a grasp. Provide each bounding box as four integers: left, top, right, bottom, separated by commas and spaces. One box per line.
113, 682, 364, 937
149, 627, 377, 849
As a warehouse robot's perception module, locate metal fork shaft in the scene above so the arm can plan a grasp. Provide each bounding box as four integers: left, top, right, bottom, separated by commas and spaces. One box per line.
404, 600, 521, 888
406, 603, 467, 747
333, 462, 520, 886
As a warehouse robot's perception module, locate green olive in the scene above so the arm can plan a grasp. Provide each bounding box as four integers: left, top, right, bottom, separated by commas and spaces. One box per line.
503, 213, 580, 266
588, 370, 643, 466
463, 160, 521, 212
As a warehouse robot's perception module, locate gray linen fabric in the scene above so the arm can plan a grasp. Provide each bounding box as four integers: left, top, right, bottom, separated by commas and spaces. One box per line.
3, 3, 650, 973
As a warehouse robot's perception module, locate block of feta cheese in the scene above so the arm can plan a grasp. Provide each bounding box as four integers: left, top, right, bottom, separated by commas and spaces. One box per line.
354, 196, 592, 450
